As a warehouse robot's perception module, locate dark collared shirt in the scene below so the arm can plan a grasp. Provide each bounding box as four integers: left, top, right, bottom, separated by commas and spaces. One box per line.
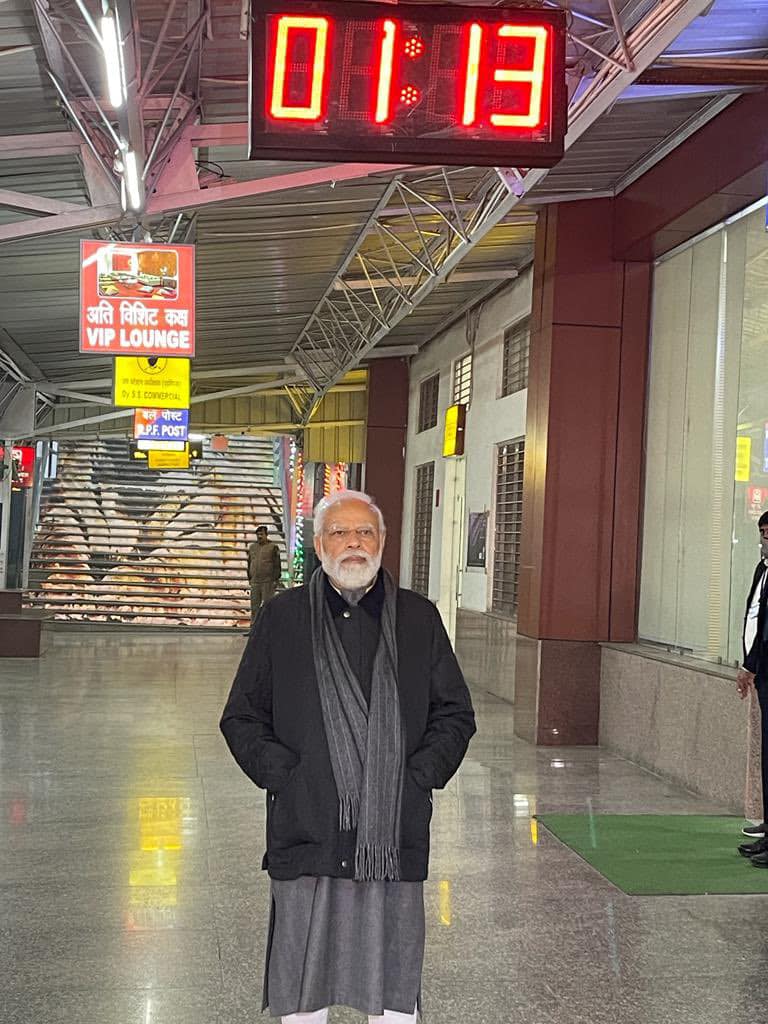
324, 571, 384, 706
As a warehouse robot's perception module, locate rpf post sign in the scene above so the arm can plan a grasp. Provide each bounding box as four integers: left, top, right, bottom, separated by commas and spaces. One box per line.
113, 357, 190, 409
80, 241, 195, 358
134, 408, 190, 443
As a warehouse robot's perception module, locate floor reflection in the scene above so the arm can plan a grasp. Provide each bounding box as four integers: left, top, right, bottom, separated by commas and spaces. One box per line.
126, 797, 196, 932
1, 633, 765, 1024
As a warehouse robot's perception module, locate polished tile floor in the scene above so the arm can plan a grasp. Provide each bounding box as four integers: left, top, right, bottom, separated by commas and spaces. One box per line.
1, 632, 764, 1024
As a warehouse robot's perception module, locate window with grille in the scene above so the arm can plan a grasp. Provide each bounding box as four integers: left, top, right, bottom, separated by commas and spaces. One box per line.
492, 439, 525, 616
453, 353, 473, 406
417, 374, 440, 432
411, 462, 435, 597
501, 318, 530, 397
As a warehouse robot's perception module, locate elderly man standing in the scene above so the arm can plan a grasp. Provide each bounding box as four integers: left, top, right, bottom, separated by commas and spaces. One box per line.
221, 490, 476, 1022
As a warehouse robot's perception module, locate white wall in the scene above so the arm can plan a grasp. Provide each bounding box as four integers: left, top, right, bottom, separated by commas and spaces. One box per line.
401, 271, 532, 612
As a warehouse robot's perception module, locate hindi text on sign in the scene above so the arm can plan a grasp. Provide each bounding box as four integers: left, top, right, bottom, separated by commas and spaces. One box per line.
79, 241, 195, 358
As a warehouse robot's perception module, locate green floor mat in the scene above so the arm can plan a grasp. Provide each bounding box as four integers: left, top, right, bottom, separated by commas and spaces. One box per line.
537, 814, 768, 895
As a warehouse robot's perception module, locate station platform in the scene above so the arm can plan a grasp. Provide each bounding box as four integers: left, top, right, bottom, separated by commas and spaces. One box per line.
1, 633, 763, 1024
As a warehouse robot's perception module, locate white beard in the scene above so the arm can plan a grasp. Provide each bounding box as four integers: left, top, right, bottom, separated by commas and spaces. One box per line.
320, 547, 382, 590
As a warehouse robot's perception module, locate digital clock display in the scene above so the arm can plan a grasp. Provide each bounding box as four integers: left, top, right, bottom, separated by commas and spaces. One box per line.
250, 1, 567, 167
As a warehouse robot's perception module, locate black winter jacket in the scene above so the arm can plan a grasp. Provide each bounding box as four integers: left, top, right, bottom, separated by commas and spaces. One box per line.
220, 578, 476, 881
744, 561, 768, 677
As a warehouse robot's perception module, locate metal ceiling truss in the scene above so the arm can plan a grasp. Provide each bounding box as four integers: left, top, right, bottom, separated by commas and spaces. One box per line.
290, 0, 718, 423
32, 0, 209, 208
291, 168, 535, 416
0, 333, 54, 432
0, 1, 409, 243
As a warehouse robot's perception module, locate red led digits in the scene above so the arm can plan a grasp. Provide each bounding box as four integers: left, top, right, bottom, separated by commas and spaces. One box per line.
462, 23, 483, 126
270, 15, 330, 121
375, 19, 398, 123
462, 21, 549, 130
255, 3, 564, 165
491, 25, 548, 128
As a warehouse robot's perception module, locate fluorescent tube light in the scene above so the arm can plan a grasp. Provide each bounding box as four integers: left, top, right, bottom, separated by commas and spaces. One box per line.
101, 13, 126, 108
123, 149, 142, 211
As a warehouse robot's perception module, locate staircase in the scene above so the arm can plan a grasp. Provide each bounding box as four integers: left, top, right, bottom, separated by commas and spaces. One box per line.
27, 435, 287, 628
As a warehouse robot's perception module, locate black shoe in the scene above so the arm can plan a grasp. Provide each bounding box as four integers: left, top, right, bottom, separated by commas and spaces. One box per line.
742, 822, 766, 838
738, 837, 768, 857
751, 851, 768, 868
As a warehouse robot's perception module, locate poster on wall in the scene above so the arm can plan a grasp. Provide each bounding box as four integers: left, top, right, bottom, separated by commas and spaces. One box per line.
747, 486, 768, 523
736, 435, 752, 482
467, 511, 489, 568
0, 445, 35, 489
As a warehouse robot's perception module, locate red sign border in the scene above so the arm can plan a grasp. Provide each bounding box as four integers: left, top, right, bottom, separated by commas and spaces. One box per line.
79, 240, 196, 359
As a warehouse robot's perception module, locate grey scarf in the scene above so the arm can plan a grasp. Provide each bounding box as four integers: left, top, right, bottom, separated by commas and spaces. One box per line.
309, 567, 404, 881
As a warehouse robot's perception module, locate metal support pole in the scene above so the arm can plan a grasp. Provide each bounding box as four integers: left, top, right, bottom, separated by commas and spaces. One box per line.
0, 441, 12, 589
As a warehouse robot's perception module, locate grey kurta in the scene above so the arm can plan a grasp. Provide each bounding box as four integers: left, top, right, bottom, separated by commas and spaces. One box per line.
264, 876, 425, 1017
262, 578, 425, 1018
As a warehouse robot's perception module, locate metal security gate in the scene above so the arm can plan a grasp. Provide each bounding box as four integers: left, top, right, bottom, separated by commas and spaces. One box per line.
492, 438, 525, 617
27, 436, 286, 627
411, 461, 435, 598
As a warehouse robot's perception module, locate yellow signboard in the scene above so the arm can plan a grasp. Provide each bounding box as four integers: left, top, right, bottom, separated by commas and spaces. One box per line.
736, 436, 752, 482
443, 403, 467, 457
113, 356, 190, 409
147, 448, 190, 470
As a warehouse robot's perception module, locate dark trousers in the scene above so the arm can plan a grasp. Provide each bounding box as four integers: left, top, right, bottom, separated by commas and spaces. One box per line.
757, 681, 768, 823
250, 579, 276, 620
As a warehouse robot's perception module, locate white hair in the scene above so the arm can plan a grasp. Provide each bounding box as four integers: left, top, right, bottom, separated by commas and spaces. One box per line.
314, 489, 386, 535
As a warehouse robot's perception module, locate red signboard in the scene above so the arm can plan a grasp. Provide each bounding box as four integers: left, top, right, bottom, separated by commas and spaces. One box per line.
250, 1, 566, 167
79, 241, 195, 358
0, 445, 34, 489
747, 486, 768, 522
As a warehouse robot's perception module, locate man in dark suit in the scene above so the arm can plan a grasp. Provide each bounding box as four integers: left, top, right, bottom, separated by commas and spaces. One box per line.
738, 511, 768, 865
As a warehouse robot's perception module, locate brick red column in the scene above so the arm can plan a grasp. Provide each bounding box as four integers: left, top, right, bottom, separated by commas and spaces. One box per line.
364, 358, 409, 582
514, 198, 652, 745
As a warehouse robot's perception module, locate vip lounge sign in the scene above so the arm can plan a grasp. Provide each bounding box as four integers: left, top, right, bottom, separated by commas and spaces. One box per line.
79, 241, 195, 358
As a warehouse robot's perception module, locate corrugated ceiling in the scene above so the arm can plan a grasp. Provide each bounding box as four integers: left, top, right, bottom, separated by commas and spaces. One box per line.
1, 0, 767, 389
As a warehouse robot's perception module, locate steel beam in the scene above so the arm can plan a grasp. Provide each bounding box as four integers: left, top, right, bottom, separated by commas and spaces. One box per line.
334, 268, 520, 291
0, 161, 405, 243
0, 204, 124, 243
146, 163, 408, 217
0, 131, 81, 160
0, 189, 85, 215
33, 374, 304, 436
43, 362, 298, 391
0, 328, 47, 385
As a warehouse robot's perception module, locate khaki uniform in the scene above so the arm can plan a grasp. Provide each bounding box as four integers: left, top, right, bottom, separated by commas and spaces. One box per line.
248, 540, 281, 620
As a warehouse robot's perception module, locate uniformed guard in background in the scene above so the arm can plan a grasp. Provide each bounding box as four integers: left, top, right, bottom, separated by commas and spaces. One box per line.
247, 525, 281, 621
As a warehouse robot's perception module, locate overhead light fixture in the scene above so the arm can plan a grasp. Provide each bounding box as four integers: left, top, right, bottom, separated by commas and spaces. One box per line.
123, 149, 143, 211
101, 12, 126, 108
